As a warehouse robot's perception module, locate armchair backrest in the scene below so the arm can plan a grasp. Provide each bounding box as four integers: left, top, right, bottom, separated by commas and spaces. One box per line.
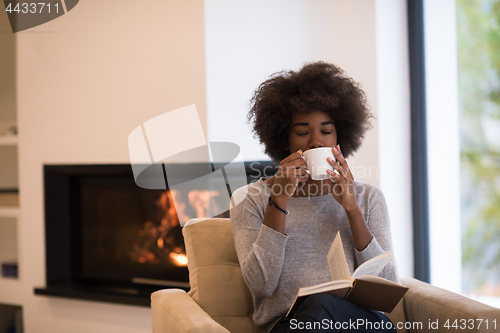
182, 218, 260, 333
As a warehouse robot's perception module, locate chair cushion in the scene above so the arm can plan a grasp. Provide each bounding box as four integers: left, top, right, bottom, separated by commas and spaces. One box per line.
183, 218, 259, 332
401, 277, 500, 333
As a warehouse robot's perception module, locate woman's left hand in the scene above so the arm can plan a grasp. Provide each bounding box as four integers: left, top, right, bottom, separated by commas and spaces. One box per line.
326, 145, 359, 213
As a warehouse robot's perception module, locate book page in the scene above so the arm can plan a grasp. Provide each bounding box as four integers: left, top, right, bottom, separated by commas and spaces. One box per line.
327, 232, 352, 281
352, 251, 393, 279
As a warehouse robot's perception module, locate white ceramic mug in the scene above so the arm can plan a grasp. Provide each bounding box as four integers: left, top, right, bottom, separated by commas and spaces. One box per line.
301, 147, 336, 180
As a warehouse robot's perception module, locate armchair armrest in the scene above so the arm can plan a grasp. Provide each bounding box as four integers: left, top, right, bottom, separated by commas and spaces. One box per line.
401, 278, 500, 333
151, 289, 229, 333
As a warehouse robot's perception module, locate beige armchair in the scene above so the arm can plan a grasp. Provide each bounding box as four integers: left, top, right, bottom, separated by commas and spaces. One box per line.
151, 218, 500, 333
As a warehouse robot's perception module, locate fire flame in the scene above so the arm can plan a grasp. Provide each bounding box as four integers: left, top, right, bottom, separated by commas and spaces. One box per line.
169, 252, 188, 266
130, 189, 222, 266
188, 190, 221, 218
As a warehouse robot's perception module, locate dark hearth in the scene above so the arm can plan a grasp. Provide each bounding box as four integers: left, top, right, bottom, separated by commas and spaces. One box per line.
35, 162, 276, 306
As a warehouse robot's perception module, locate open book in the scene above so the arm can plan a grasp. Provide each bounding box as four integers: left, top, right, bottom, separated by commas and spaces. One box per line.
286, 232, 408, 319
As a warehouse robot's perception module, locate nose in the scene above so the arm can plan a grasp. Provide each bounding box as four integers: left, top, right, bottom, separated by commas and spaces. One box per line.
309, 132, 323, 149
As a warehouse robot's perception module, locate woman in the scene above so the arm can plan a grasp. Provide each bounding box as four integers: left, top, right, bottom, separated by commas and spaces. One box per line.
230, 62, 397, 333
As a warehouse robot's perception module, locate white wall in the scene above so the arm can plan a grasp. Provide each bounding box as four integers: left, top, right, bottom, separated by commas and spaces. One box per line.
375, 0, 413, 279
205, 0, 336, 162
424, 0, 461, 292
330, 0, 380, 188
16, 1, 206, 332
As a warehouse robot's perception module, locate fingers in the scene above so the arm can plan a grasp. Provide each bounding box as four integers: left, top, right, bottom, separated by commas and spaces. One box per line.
283, 165, 309, 182
336, 145, 354, 180
276, 150, 309, 185
326, 168, 346, 185
280, 150, 307, 170
327, 157, 349, 182
282, 150, 304, 164
326, 170, 357, 203
331, 145, 354, 181
296, 172, 309, 185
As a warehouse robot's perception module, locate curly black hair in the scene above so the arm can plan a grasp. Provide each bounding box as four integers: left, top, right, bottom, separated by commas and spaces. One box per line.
248, 62, 373, 162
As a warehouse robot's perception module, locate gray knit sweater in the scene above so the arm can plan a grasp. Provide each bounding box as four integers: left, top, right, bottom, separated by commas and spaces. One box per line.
230, 178, 396, 333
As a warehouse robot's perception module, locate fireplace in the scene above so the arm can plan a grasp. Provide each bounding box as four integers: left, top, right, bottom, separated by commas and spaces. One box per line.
34, 162, 277, 306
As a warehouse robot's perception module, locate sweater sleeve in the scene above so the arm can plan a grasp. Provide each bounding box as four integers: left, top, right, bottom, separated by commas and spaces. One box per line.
230, 185, 288, 298
354, 186, 397, 282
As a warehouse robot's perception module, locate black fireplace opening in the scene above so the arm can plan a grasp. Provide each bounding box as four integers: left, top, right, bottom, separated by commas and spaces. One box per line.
35, 162, 277, 306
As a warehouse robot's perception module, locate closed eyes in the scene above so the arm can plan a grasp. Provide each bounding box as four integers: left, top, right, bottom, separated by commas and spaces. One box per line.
297, 131, 332, 136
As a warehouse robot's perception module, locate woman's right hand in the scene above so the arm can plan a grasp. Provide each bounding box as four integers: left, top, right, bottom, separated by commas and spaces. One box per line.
263, 150, 307, 234
270, 150, 309, 202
